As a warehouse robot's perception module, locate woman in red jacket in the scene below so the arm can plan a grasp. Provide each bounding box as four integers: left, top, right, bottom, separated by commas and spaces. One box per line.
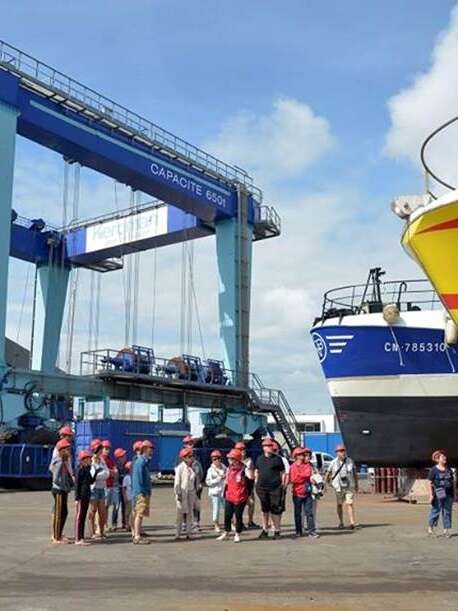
289, 447, 319, 538
217, 448, 254, 543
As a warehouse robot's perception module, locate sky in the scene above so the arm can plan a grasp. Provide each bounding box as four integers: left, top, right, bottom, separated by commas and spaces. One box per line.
2, 0, 458, 415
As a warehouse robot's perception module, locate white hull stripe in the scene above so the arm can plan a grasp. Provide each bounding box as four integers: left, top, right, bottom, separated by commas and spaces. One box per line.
327, 373, 458, 398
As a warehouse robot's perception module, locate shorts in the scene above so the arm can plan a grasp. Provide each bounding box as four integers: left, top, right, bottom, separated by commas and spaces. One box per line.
90, 488, 106, 502
135, 494, 151, 517
335, 490, 354, 505
256, 486, 284, 515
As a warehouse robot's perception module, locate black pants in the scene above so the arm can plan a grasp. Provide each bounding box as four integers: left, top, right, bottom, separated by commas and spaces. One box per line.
112, 491, 126, 528
75, 498, 90, 541
293, 495, 315, 535
52, 490, 68, 540
224, 500, 246, 534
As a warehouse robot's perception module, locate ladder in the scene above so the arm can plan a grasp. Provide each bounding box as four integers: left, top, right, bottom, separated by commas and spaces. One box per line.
249, 374, 300, 451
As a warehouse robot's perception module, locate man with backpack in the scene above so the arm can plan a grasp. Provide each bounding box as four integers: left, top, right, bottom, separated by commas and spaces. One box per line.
325, 444, 358, 530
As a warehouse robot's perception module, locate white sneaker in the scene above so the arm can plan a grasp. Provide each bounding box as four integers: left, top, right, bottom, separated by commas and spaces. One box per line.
216, 532, 228, 541
214, 524, 221, 533
234, 533, 241, 543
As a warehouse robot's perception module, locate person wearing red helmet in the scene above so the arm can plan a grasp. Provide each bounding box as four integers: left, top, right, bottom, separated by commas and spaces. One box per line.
50, 439, 73, 544
132, 440, 154, 544
100, 440, 117, 532
217, 448, 254, 543
174, 447, 199, 539
74, 449, 100, 545
49, 424, 74, 482
88, 441, 109, 539
255, 437, 286, 539
325, 444, 358, 530
179, 436, 204, 532
111, 448, 128, 532
132, 440, 143, 462
289, 448, 318, 538
205, 449, 227, 532
234, 441, 259, 529
122, 461, 134, 535
427, 450, 454, 537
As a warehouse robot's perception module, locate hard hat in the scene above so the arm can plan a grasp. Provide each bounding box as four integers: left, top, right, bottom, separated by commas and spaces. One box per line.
78, 449, 92, 461
335, 444, 346, 452
432, 449, 446, 462
90, 438, 102, 450
234, 442, 246, 450
56, 439, 71, 451
210, 449, 222, 458
183, 435, 194, 444
303, 447, 312, 455
179, 447, 193, 459
133, 440, 143, 452
59, 425, 73, 437
125, 461, 132, 471
114, 448, 127, 459
292, 447, 306, 458
227, 449, 243, 461
141, 439, 154, 449
101, 440, 111, 448
261, 438, 274, 447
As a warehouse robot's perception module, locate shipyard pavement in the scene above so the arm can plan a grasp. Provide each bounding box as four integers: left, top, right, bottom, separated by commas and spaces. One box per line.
1, 487, 458, 610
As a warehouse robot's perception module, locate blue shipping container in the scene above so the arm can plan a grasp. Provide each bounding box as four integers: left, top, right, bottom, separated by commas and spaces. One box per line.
302, 432, 343, 455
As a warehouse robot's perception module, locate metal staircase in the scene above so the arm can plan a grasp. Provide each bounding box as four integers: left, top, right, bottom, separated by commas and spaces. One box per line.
249, 374, 300, 451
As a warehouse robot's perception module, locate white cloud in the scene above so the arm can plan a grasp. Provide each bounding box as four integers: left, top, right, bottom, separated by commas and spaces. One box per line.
385, 4, 458, 190
206, 97, 335, 182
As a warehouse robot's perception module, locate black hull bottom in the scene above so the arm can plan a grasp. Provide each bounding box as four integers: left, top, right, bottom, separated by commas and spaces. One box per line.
333, 396, 458, 467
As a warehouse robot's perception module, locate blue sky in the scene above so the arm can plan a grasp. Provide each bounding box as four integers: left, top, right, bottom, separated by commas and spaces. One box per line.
2, 1, 457, 414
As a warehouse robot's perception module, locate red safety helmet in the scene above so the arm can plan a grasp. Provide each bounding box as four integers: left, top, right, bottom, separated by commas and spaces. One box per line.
292, 447, 306, 458
114, 448, 127, 459
227, 449, 243, 461
90, 438, 102, 450
56, 439, 71, 451
303, 447, 312, 455
210, 449, 222, 459
335, 444, 346, 452
78, 449, 92, 461
179, 447, 193, 459
133, 440, 143, 452
432, 449, 446, 462
142, 439, 154, 449
59, 425, 73, 437
261, 437, 274, 447
183, 435, 194, 444
101, 440, 112, 449
125, 461, 132, 471
234, 442, 246, 450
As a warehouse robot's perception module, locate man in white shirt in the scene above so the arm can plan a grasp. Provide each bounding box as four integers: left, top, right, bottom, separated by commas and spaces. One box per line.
325, 444, 358, 529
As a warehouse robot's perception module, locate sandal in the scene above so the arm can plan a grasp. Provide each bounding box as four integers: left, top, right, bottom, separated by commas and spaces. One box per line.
133, 537, 150, 545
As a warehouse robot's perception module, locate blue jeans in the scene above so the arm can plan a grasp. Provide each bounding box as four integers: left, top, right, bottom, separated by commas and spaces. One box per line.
210, 495, 224, 523
429, 495, 453, 529
293, 495, 316, 535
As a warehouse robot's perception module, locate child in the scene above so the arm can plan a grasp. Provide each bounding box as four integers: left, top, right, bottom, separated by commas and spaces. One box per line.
174, 447, 198, 539
289, 447, 318, 538
112, 448, 128, 531
217, 448, 254, 543
74, 449, 97, 546
88, 440, 109, 539
205, 449, 227, 532
50, 438, 73, 544
122, 461, 134, 534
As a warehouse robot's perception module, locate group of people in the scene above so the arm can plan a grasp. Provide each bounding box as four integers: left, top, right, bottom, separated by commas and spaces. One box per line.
49, 425, 364, 545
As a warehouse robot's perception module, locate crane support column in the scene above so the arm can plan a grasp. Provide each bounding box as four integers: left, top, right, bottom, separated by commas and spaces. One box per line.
216, 187, 252, 387
32, 262, 70, 373
0, 100, 19, 368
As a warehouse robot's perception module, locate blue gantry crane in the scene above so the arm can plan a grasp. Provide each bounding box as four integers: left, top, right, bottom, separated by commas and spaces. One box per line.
0, 40, 299, 480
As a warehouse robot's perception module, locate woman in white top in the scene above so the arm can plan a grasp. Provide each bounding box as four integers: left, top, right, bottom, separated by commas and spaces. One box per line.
88, 441, 110, 539
205, 449, 227, 532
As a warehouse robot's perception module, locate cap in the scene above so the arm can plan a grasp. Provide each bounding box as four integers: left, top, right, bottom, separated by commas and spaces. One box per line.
335, 444, 346, 452
292, 447, 306, 458
234, 442, 246, 450
183, 435, 194, 444
125, 461, 132, 471
133, 440, 143, 452
432, 449, 446, 462
56, 439, 71, 451
261, 438, 275, 447
210, 449, 222, 459
179, 447, 193, 459
114, 448, 127, 459
227, 448, 243, 461
78, 449, 92, 461
141, 439, 154, 449
59, 425, 73, 437
90, 438, 102, 450
101, 440, 112, 449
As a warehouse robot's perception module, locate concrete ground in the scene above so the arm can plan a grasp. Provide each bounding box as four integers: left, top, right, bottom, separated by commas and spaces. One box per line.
0, 488, 457, 611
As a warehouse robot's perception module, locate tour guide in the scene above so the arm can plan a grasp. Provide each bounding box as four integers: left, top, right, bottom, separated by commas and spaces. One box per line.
255, 437, 286, 539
